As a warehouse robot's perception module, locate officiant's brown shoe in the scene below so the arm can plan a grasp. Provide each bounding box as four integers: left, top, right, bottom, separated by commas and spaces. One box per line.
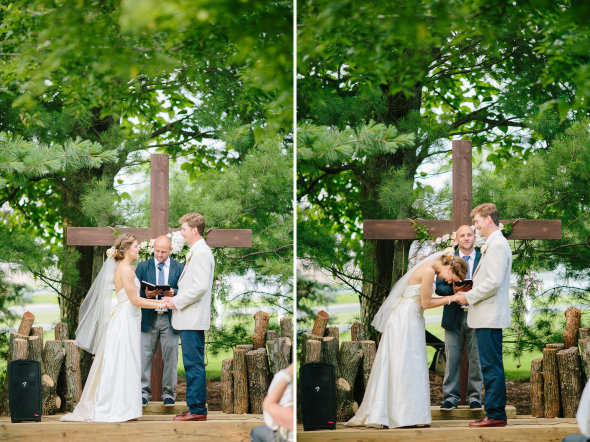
469, 416, 507, 427
173, 411, 207, 422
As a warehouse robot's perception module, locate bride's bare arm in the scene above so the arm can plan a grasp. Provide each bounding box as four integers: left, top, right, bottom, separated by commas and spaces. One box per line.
420, 269, 458, 310
122, 267, 164, 309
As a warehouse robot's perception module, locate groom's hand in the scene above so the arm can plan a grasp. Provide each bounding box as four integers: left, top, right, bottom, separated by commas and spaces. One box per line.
166, 298, 177, 310
456, 292, 468, 306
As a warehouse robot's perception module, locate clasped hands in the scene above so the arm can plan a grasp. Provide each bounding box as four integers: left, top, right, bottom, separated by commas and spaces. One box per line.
147, 288, 177, 310
451, 283, 469, 306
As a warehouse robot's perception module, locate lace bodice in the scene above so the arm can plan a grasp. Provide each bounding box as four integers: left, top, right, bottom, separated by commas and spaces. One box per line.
116, 277, 141, 303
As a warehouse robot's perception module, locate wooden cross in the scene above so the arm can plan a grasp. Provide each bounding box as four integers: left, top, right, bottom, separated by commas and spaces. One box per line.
363, 140, 561, 404
66, 153, 252, 401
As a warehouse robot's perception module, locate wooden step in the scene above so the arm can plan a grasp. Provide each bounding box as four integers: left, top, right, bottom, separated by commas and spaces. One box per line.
297, 417, 580, 442
142, 400, 190, 415
431, 404, 517, 420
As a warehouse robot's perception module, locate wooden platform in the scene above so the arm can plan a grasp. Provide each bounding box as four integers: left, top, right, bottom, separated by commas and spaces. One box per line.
431, 404, 517, 420
0, 410, 264, 441
298, 416, 581, 442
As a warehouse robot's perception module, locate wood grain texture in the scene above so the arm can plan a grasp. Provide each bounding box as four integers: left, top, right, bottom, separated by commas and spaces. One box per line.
267, 337, 292, 376
360, 340, 376, 390
280, 316, 293, 341
221, 359, 234, 414
543, 347, 561, 418
29, 326, 43, 352
452, 139, 472, 229
42, 341, 66, 384
150, 341, 164, 402
546, 343, 565, 350
150, 153, 169, 238
252, 311, 270, 350
324, 327, 340, 360
63, 341, 83, 412
363, 219, 562, 240
563, 307, 582, 349
232, 349, 249, 414
311, 311, 329, 337
17, 311, 35, 336
350, 322, 367, 342
54, 322, 69, 341
530, 358, 544, 418
246, 349, 271, 415
321, 337, 339, 375
305, 340, 322, 364
556, 347, 583, 418
579, 337, 590, 382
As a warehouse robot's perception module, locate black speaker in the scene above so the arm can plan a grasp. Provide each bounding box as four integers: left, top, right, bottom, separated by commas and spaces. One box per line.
8, 359, 42, 423
300, 362, 336, 431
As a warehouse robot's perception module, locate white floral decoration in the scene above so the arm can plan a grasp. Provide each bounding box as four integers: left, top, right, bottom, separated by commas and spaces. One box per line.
435, 237, 442, 245
147, 247, 154, 254
474, 236, 486, 248
215, 280, 221, 286
442, 234, 450, 242
139, 241, 148, 250
499, 223, 505, 230
106, 247, 117, 260
481, 244, 488, 253
149, 239, 155, 247
442, 247, 455, 258
186, 252, 193, 262
451, 232, 457, 240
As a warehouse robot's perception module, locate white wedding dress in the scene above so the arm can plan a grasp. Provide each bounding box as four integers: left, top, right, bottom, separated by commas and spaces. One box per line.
60, 278, 142, 422
345, 284, 432, 428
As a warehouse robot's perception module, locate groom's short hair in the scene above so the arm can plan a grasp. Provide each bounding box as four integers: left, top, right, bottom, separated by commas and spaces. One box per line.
471, 203, 500, 226
179, 213, 206, 236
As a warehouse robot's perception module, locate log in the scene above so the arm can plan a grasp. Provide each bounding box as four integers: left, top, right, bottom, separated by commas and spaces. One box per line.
252, 311, 270, 350
236, 344, 254, 352
311, 311, 330, 337
547, 343, 565, 350
221, 359, 234, 414
29, 326, 44, 351
350, 322, 367, 342
63, 340, 83, 412
41, 374, 60, 415
563, 307, 582, 349
266, 329, 279, 344
580, 337, 590, 382
557, 347, 584, 418
54, 322, 69, 341
324, 326, 340, 359
305, 340, 322, 364
320, 336, 338, 374
232, 349, 249, 414
27, 335, 43, 367
579, 328, 590, 340
246, 348, 271, 414
543, 347, 561, 418
300, 333, 321, 364
280, 316, 293, 341
360, 340, 377, 389
17, 311, 35, 336
267, 337, 292, 376
530, 358, 544, 418
11, 337, 28, 360
338, 341, 363, 389
336, 378, 356, 422
42, 340, 66, 383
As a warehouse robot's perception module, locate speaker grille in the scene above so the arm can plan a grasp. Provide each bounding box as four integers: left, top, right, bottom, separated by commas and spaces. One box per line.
300, 362, 337, 430
8, 359, 42, 422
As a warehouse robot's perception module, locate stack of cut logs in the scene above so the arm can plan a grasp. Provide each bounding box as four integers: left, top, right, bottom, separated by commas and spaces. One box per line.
531, 307, 590, 418
221, 311, 293, 415
0, 313, 82, 416
300, 311, 375, 422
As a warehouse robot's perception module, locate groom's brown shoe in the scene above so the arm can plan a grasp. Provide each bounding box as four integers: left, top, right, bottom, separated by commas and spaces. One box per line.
469, 416, 507, 427
173, 411, 207, 422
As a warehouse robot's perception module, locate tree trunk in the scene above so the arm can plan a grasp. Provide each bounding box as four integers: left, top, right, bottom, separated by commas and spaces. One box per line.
63, 340, 83, 412
351, 322, 367, 342
543, 347, 561, 418
237, 344, 254, 352
267, 337, 292, 376
252, 311, 270, 350
547, 343, 565, 350
360, 340, 376, 389
266, 330, 279, 344
336, 378, 356, 422
17, 311, 35, 336
41, 374, 59, 415
557, 347, 584, 418
530, 358, 544, 418
579, 328, 590, 340
338, 341, 363, 389
246, 348, 271, 415
221, 358, 234, 414
305, 340, 322, 364
43, 340, 66, 383
324, 326, 339, 359
29, 326, 43, 350
311, 311, 329, 337
280, 316, 293, 341
300, 333, 321, 364
563, 307, 582, 349
232, 349, 249, 414
54, 322, 69, 341
320, 337, 338, 374
579, 337, 590, 382
27, 335, 43, 367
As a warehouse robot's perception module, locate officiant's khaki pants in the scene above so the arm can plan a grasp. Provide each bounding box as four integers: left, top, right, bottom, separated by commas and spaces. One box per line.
141, 312, 180, 401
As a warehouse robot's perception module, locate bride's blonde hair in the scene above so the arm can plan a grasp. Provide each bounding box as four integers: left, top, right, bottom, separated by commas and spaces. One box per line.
440, 255, 468, 280
113, 234, 137, 262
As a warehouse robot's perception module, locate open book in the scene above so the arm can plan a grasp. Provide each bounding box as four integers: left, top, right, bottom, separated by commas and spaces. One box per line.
140, 280, 171, 292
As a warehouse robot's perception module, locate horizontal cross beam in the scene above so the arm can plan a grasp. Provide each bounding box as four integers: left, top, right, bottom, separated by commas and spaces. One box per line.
363, 219, 562, 240
66, 227, 252, 248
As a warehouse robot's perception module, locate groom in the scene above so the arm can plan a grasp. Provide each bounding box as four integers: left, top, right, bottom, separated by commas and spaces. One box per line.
456, 203, 512, 427
165, 213, 215, 422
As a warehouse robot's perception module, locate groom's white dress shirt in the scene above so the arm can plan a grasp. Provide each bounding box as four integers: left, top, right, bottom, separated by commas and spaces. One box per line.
464, 229, 512, 329
171, 239, 215, 331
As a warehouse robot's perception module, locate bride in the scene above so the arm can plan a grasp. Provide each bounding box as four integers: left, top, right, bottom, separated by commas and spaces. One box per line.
60, 234, 166, 422
345, 248, 468, 429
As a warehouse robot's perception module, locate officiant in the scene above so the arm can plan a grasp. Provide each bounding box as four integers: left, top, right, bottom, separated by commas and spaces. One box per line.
136, 235, 185, 406
435, 225, 484, 411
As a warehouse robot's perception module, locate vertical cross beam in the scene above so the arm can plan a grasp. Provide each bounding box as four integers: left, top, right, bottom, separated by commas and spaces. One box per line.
452, 140, 472, 230
150, 153, 170, 238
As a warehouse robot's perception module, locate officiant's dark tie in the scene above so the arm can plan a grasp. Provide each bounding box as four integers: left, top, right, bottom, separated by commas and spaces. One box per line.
464, 255, 471, 279
158, 262, 165, 285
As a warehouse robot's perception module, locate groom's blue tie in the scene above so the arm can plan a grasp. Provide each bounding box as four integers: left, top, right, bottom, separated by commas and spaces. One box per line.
464, 255, 471, 279
157, 262, 165, 285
